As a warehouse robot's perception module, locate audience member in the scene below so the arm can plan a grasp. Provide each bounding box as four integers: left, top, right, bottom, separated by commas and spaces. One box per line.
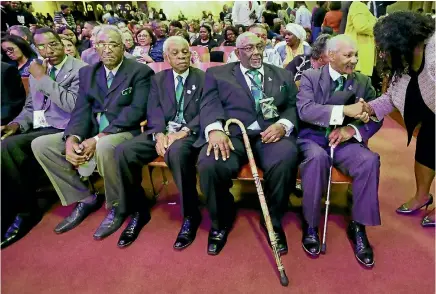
192, 25, 218, 51
149, 21, 167, 62
60, 35, 80, 59
54, 5, 75, 29
312, 1, 328, 42
232, 0, 260, 27
77, 21, 99, 55
132, 28, 156, 63
1, 62, 26, 125
8, 25, 40, 56
5, 1, 37, 27
295, 1, 312, 29
221, 26, 238, 46
1, 35, 37, 77
322, 1, 343, 33
276, 23, 311, 67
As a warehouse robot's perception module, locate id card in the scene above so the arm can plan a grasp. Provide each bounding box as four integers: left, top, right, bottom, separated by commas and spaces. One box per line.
259, 97, 279, 120
33, 110, 50, 129
167, 121, 182, 134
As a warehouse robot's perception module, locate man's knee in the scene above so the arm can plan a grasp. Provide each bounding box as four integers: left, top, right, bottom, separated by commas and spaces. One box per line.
95, 137, 117, 158
358, 151, 380, 173
30, 136, 46, 157
165, 140, 192, 165
302, 146, 329, 166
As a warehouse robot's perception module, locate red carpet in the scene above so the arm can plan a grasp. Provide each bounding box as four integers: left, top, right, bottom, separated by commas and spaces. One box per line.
2, 117, 435, 294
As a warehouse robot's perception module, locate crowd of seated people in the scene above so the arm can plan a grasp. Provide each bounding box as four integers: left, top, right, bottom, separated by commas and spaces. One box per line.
0, 1, 434, 273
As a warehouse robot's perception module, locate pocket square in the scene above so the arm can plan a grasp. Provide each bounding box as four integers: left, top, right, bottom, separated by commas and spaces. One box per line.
121, 87, 132, 95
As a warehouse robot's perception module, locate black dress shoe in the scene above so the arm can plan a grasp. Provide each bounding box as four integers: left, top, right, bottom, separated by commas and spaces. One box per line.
173, 215, 202, 250
93, 206, 126, 240
207, 227, 231, 255
117, 212, 151, 248
347, 221, 374, 268
260, 221, 288, 255
301, 223, 320, 257
1, 214, 42, 249
54, 199, 101, 234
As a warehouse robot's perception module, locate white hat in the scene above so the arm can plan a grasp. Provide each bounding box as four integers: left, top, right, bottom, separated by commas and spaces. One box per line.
285, 23, 306, 41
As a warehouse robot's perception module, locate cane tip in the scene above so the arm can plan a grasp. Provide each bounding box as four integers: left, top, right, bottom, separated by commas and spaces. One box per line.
279, 272, 289, 287
321, 244, 326, 254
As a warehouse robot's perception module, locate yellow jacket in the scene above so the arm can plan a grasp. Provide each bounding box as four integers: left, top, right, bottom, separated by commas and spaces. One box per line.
345, 1, 377, 76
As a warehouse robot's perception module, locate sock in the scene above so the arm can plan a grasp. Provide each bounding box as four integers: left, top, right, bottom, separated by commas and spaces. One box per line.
79, 194, 97, 204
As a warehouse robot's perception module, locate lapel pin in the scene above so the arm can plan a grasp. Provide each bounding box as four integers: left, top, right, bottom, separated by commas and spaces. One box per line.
268, 77, 272, 82
192, 85, 196, 90
187, 90, 192, 94
348, 85, 353, 91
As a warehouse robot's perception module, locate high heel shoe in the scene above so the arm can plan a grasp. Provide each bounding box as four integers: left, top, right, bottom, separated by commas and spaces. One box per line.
421, 209, 435, 227
396, 194, 433, 214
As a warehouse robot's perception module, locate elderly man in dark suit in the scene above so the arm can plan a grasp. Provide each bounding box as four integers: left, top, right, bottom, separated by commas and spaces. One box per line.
113, 36, 205, 248
196, 32, 299, 256
297, 34, 383, 267
1, 28, 86, 249
31, 25, 154, 241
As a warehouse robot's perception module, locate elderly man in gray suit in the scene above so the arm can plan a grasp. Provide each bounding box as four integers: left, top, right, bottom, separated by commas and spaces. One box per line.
1, 28, 86, 249
297, 35, 383, 267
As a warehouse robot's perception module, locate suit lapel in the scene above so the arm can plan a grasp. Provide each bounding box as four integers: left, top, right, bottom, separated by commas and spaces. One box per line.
183, 67, 198, 111
319, 65, 331, 103
233, 63, 256, 108
96, 65, 108, 95
263, 65, 273, 97
165, 70, 176, 107
344, 73, 356, 99
55, 56, 73, 84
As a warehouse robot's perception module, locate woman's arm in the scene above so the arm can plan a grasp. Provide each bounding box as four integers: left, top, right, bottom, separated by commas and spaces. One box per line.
367, 86, 397, 120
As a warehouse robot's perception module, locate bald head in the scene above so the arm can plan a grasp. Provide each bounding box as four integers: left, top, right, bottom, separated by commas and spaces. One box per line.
163, 36, 191, 74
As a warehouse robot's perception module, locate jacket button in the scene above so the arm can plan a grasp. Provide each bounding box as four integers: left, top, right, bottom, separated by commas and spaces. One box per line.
104, 108, 108, 111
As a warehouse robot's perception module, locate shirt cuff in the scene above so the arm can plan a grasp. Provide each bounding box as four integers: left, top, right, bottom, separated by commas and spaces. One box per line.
73, 135, 82, 142
277, 119, 294, 137
205, 121, 224, 142
330, 105, 345, 125
347, 124, 362, 142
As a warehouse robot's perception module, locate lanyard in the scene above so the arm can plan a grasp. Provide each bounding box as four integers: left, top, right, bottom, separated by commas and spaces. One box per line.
246, 73, 268, 99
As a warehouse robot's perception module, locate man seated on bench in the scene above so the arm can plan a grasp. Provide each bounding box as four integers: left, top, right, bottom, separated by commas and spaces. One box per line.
1, 28, 86, 249
297, 35, 383, 267
195, 32, 299, 256
31, 25, 154, 240
113, 36, 205, 248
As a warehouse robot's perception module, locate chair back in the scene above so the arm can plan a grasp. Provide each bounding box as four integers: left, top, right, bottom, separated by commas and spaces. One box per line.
190, 46, 210, 62
21, 77, 30, 96
146, 62, 172, 73
211, 46, 236, 54
194, 62, 225, 72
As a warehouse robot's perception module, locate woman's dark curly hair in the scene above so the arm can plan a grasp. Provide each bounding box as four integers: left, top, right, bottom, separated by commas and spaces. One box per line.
374, 11, 435, 77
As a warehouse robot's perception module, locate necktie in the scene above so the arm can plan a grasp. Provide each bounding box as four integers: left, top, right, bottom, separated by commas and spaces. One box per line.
174, 75, 184, 123
49, 67, 56, 80
334, 76, 345, 92
248, 69, 262, 112
99, 71, 115, 132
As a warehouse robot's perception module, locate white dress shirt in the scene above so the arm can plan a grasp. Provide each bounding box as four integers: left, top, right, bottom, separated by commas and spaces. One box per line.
232, 1, 259, 26
328, 64, 362, 142
205, 63, 294, 141
295, 5, 312, 29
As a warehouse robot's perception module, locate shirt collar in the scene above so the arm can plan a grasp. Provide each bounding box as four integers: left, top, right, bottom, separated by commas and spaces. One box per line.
173, 68, 190, 83
328, 64, 348, 81
48, 55, 68, 72
104, 59, 123, 77
240, 63, 264, 77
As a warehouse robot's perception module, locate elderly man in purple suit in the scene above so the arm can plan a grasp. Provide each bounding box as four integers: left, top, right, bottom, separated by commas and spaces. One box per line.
113, 36, 205, 248
195, 32, 299, 256
297, 34, 383, 268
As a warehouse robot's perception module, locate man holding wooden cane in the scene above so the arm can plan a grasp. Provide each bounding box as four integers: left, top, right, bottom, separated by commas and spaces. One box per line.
194, 32, 299, 256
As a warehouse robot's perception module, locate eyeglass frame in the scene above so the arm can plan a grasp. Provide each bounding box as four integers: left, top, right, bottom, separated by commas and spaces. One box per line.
35, 41, 63, 51
95, 42, 123, 50
237, 43, 266, 54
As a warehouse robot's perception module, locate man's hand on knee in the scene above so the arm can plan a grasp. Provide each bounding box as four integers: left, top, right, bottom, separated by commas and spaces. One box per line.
79, 138, 97, 160
65, 136, 87, 166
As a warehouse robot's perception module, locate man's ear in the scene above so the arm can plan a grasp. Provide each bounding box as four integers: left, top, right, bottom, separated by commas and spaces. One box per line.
235, 48, 240, 59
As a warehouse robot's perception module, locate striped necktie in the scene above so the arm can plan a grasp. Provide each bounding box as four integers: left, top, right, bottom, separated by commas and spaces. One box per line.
248, 69, 262, 112
174, 75, 184, 123
98, 71, 115, 132
334, 76, 345, 92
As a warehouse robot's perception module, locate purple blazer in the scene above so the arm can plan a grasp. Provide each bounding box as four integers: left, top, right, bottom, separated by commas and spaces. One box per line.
145, 67, 205, 136
297, 65, 382, 143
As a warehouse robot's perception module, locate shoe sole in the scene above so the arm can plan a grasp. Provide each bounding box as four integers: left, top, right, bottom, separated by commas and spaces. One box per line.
302, 244, 320, 257
347, 234, 374, 269
173, 240, 194, 251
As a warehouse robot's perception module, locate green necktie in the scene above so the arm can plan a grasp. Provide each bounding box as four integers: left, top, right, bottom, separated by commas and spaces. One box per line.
174, 75, 184, 123
49, 67, 56, 80
326, 76, 346, 137
248, 69, 262, 112
99, 71, 115, 132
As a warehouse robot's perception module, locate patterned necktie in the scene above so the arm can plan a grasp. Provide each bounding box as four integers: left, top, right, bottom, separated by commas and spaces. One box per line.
248, 69, 262, 112
99, 71, 115, 132
334, 76, 345, 92
175, 75, 184, 123
49, 67, 56, 80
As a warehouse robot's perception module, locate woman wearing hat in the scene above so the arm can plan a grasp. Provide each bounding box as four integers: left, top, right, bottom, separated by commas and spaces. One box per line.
276, 23, 311, 67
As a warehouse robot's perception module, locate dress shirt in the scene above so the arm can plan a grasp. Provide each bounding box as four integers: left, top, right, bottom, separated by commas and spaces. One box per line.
205, 63, 294, 141
232, 1, 258, 26
328, 64, 362, 142
47, 55, 68, 79
295, 5, 312, 29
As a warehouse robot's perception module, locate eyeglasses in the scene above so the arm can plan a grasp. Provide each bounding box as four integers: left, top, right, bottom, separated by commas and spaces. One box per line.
237, 44, 265, 53
36, 42, 62, 51
3, 47, 16, 53
95, 43, 122, 50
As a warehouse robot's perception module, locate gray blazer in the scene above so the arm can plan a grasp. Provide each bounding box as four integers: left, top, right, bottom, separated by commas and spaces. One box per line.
12, 55, 86, 132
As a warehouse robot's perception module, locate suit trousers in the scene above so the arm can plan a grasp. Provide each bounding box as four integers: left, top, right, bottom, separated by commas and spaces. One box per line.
31, 132, 133, 208
197, 134, 299, 230
1, 127, 61, 231
298, 130, 381, 227
114, 133, 200, 217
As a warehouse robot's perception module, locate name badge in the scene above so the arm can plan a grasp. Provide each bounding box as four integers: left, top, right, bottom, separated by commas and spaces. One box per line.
259, 97, 279, 120
33, 110, 50, 129
167, 121, 182, 134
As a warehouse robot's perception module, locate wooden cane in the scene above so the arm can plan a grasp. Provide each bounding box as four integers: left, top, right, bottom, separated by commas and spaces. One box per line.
224, 118, 289, 287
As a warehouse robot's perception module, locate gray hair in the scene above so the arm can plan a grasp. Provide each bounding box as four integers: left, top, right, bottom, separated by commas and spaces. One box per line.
311, 34, 332, 59
326, 34, 357, 53
9, 25, 33, 43
95, 25, 123, 43
235, 32, 258, 48
163, 36, 190, 53
91, 25, 102, 37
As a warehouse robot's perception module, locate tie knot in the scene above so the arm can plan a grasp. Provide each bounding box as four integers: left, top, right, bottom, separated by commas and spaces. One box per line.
248, 69, 259, 76
177, 75, 183, 83
107, 71, 115, 79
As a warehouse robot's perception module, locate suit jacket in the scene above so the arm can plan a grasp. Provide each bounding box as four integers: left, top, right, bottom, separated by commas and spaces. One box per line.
1, 62, 26, 125
146, 67, 205, 136
297, 64, 382, 143
12, 55, 86, 132
196, 62, 299, 146
64, 58, 155, 140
